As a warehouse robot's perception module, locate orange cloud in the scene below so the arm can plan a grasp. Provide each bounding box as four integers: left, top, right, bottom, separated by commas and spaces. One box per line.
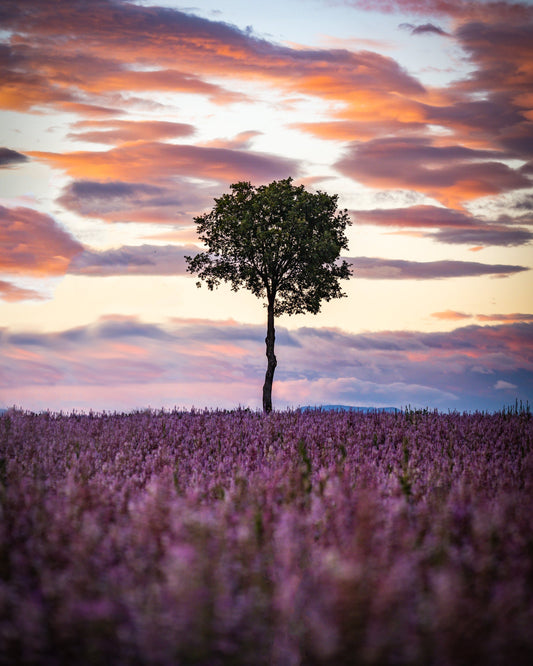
30, 142, 298, 185
0, 279, 45, 302
78, 68, 247, 105
348, 1, 533, 152
0, 206, 84, 276
69, 119, 196, 145
0, 0, 424, 121
337, 137, 531, 206
431, 310, 472, 320
2, 0, 532, 215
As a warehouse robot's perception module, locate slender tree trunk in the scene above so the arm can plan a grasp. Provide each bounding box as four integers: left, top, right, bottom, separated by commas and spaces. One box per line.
262, 300, 277, 413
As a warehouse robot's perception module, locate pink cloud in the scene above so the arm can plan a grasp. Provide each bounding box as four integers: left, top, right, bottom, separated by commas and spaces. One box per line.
0, 0, 424, 121
344, 1, 532, 23
0, 205, 84, 276
347, 256, 527, 279
57, 178, 214, 225
67, 244, 194, 276
353, 205, 533, 246
63, 245, 529, 280
431, 310, 471, 320
0, 279, 45, 302
1, 317, 531, 412
3, 0, 530, 221
68, 119, 196, 145
30, 142, 298, 186
337, 137, 531, 206
476, 313, 533, 323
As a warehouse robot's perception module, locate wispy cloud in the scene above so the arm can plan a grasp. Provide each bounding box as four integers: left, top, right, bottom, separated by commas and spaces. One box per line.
57, 179, 211, 225
0, 147, 28, 167
353, 205, 533, 247
0, 280, 44, 302
68, 244, 194, 276
431, 310, 471, 321
476, 313, 533, 323
30, 142, 299, 187
66, 247, 528, 280
3, 0, 531, 215
337, 137, 531, 206
399, 22, 449, 36
1, 222, 526, 299
68, 119, 196, 145
0, 205, 83, 275
431, 311, 533, 323
0, 0, 423, 117
1, 317, 531, 411
348, 256, 527, 279
494, 379, 518, 390
0, 0, 531, 413
345, 1, 533, 157
344, 1, 532, 23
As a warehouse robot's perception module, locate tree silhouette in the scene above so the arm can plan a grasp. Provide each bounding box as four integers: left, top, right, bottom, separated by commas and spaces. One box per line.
185, 178, 352, 412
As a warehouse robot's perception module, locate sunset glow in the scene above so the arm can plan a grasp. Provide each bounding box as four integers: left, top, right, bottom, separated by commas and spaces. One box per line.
1, 0, 531, 412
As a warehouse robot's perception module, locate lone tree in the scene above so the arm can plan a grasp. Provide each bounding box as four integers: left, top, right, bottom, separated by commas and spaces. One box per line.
185, 178, 352, 413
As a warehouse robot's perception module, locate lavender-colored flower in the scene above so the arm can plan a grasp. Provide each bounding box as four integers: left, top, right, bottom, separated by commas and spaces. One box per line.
1, 406, 532, 664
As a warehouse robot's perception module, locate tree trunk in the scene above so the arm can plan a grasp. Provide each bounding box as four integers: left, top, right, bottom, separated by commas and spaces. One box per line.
262, 300, 277, 413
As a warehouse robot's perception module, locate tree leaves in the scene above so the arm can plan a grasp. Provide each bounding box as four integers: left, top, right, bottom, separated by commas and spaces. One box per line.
185, 178, 352, 316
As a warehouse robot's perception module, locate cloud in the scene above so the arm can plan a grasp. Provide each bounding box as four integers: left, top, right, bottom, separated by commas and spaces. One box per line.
0, 0, 424, 121
347, 256, 527, 279
345, 1, 532, 23
0, 279, 44, 302
30, 142, 299, 186
2, 0, 531, 177
0, 147, 29, 167
68, 244, 195, 276
494, 380, 518, 390
68, 120, 196, 145
59, 102, 123, 117
431, 311, 533, 323
512, 194, 533, 212
337, 137, 531, 206
63, 246, 528, 281
431, 310, 471, 320
300, 1, 533, 184
0, 205, 84, 276
430, 226, 533, 247
205, 131, 263, 150
353, 205, 533, 247
476, 313, 533, 323
421, 96, 533, 158
275, 376, 457, 408
400, 22, 449, 36
4, 0, 530, 220
455, 18, 533, 99
0, 42, 245, 113
1, 317, 530, 411
57, 179, 213, 224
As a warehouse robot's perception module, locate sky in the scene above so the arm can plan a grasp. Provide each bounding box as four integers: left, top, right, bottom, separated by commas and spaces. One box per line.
1, 0, 532, 413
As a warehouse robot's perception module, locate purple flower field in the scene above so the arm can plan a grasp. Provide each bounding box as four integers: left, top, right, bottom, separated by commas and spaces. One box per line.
1, 406, 532, 665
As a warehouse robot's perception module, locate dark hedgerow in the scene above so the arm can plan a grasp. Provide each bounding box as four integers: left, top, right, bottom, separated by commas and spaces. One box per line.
1, 407, 532, 664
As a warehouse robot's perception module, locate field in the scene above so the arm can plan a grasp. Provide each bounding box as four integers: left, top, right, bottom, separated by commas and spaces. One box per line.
1, 406, 532, 665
